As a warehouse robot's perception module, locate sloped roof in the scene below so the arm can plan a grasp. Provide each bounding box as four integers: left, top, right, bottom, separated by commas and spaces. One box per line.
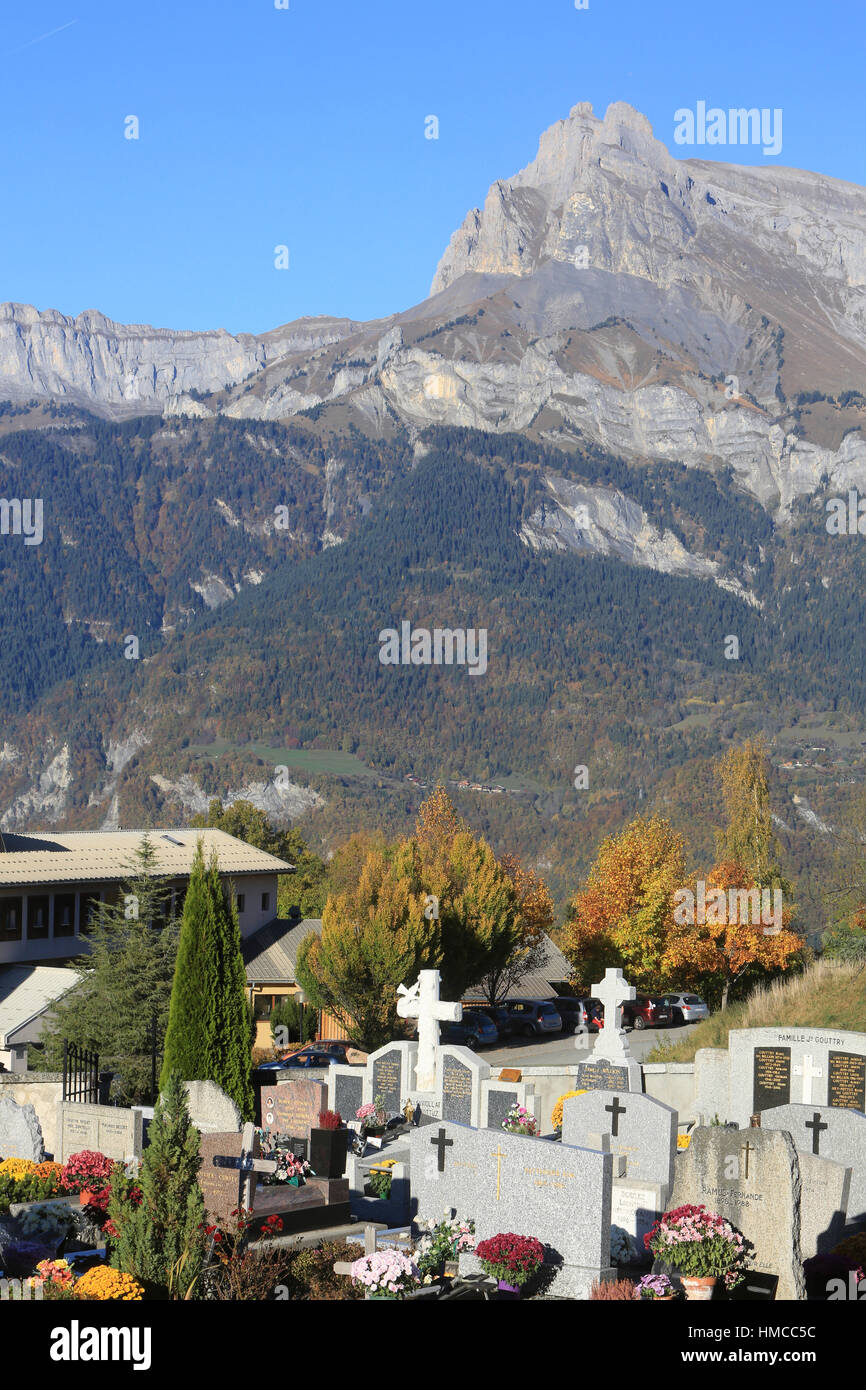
0, 964, 79, 1045
463, 931, 573, 1000
242, 916, 322, 985
0, 829, 293, 887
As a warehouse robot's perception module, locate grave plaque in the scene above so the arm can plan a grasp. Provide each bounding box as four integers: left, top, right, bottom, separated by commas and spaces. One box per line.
577, 1061, 629, 1092
752, 1046, 791, 1114
828, 1051, 866, 1112
441, 1056, 473, 1125
485, 1088, 517, 1132
372, 1049, 404, 1115
260, 1079, 328, 1140
333, 1068, 364, 1123
198, 1129, 262, 1224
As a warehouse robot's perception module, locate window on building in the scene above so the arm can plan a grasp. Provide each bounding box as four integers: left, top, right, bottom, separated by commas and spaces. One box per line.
253, 994, 275, 1019
261, 892, 270, 912
54, 894, 76, 937
78, 893, 102, 935
237, 894, 246, 913
0, 897, 23, 942
27, 895, 50, 939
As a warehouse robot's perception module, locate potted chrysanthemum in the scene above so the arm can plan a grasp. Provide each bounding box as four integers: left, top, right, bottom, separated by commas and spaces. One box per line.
475, 1232, 545, 1297
350, 1249, 421, 1299
645, 1204, 747, 1299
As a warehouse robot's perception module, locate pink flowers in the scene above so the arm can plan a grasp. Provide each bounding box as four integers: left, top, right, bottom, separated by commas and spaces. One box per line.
645, 1204, 748, 1289
350, 1249, 421, 1297
356, 1102, 377, 1120
501, 1104, 538, 1136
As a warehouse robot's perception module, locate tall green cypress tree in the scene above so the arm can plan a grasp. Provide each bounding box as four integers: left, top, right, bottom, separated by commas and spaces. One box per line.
160, 840, 215, 1090
204, 853, 254, 1119
160, 841, 254, 1119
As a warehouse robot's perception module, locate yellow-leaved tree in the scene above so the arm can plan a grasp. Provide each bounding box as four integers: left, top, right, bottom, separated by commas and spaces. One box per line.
561, 816, 686, 993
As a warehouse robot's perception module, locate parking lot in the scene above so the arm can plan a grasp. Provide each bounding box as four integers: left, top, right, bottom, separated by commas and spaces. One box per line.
482, 1021, 704, 1070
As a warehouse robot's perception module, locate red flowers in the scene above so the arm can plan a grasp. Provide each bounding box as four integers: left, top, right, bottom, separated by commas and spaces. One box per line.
475, 1233, 545, 1285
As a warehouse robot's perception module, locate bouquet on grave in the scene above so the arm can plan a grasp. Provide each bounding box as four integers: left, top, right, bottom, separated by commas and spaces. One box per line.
645, 1204, 748, 1288
350, 1248, 422, 1299
501, 1103, 538, 1136
413, 1212, 476, 1278
356, 1094, 387, 1131
264, 1149, 313, 1187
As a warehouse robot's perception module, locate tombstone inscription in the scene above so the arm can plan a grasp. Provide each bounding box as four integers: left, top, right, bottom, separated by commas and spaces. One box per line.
260, 1079, 328, 1140
752, 1046, 791, 1114
372, 1051, 403, 1115
828, 1052, 866, 1111
441, 1056, 473, 1125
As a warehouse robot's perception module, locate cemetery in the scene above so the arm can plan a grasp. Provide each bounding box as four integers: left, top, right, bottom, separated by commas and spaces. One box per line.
2, 963, 865, 1303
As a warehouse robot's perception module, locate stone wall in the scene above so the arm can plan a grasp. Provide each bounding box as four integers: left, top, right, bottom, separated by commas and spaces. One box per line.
0, 1073, 63, 1157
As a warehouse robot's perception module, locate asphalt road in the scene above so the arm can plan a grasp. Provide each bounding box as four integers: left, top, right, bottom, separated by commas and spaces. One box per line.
479, 1022, 703, 1069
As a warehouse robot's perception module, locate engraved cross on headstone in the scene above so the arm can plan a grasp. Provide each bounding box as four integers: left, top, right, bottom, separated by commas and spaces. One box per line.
805, 1111, 828, 1155
605, 1095, 627, 1137
793, 1054, 823, 1105
397, 968, 462, 1091
430, 1126, 453, 1173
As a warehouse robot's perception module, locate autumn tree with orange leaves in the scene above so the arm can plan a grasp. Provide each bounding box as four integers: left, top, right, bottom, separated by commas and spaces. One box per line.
663, 859, 804, 1009
561, 816, 687, 994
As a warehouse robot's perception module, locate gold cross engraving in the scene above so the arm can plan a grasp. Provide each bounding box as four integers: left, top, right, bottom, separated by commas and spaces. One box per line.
491, 1145, 506, 1200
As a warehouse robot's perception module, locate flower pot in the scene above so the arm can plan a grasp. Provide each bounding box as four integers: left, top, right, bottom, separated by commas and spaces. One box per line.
681, 1276, 716, 1300
497, 1279, 521, 1297
309, 1126, 346, 1179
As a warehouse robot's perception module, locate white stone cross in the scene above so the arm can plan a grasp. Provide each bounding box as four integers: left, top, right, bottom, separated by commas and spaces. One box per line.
587, 967, 636, 1064
793, 1053, 823, 1105
397, 968, 462, 1091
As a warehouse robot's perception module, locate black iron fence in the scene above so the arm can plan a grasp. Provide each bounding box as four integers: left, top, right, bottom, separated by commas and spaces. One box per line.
62, 1040, 99, 1103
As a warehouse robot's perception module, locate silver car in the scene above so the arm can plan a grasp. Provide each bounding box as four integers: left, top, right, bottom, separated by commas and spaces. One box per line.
662, 993, 709, 1025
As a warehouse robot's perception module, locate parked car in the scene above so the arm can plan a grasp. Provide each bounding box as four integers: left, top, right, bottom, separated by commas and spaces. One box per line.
313, 1039, 368, 1064
620, 995, 672, 1030
547, 997, 595, 1034
258, 1045, 342, 1070
439, 1013, 499, 1049
661, 993, 710, 1026
503, 999, 563, 1037
464, 1004, 517, 1039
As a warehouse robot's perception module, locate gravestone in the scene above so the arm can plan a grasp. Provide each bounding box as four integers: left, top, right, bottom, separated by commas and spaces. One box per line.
260, 1078, 328, 1142
481, 1079, 538, 1132
329, 1066, 364, 1124
575, 968, 642, 1092
728, 1028, 866, 1128
58, 1103, 143, 1164
367, 1042, 417, 1115
560, 1090, 676, 1191
409, 1119, 614, 1298
183, 1081, 242, 1135
666, 1126, 806, 1300
439, 1047, 489, 1128
198, 1127, 263, 1224
0, 1098, 45, 1162
611, 1181, 667, 1247
759, 1102, 866, 1223
796, 1151, 851, 1258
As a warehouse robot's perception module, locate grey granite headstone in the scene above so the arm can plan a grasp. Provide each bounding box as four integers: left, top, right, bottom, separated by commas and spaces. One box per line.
728, 1027, 866, 1128
796, 1151, 851, 1258
759, 1102, 866, 1224
576, 1059, 641, 1092
666, 1126, 806, 1300
437, 1046, 488, 1127
0, 1098, 45, 1162
561, 1090, 676, 1191
330, 1066, 364, 1123
481, 1080, 539, 1133
367, 1042, 417, 1115
58, 1102, 143, 1163
182, 1081, 242, 1135
409, 1119, 614, 1298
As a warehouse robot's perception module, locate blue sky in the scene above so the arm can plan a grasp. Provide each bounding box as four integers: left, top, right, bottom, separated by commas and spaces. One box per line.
0, 0, 861, 333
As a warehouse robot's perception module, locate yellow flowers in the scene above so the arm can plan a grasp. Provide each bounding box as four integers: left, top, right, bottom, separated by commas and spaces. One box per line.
0, 1158, 37, 1180
677, 1134, 692, 1150
75, 1265, 144, 1301
551, 1090, 587, 1132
